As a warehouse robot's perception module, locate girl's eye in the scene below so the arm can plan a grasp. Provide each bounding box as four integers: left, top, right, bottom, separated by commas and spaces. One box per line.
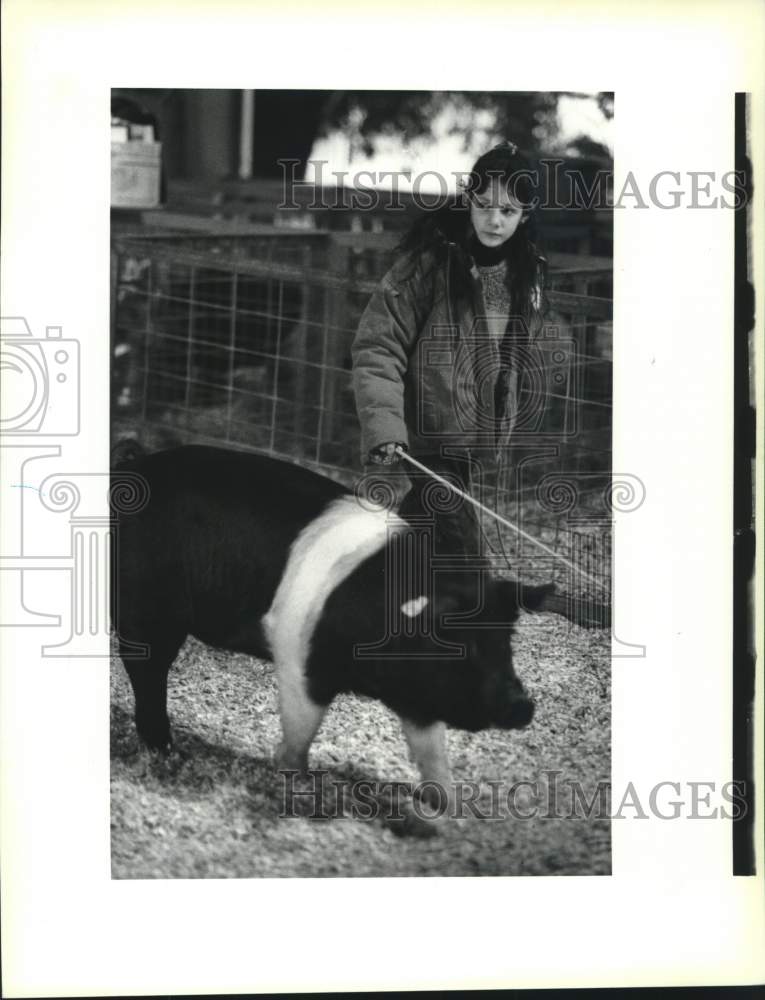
474, 200, 519, 215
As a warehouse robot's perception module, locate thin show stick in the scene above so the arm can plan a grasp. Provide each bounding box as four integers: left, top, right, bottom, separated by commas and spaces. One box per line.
394, 447, 606, 594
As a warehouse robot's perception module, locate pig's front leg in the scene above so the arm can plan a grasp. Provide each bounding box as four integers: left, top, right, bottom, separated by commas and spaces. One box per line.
274, 661, 328, 775
400, 718, 455, 817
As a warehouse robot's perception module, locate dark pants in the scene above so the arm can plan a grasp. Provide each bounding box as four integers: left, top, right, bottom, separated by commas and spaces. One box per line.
395, 452, 483, 559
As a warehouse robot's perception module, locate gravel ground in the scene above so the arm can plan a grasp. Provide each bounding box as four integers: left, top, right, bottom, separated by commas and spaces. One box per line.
111, 612, 610, 878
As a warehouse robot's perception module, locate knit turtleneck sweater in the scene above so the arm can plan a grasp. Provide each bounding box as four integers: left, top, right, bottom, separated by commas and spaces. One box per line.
470, 237, 512, 340
468, 237, 518, 431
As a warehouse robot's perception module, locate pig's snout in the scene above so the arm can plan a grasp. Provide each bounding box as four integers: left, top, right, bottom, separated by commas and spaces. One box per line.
476, 663, 535, 731
488, 679, 535, 730
500, 695, 535, 729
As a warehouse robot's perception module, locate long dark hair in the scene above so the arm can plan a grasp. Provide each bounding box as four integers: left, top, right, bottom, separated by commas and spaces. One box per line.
397, 142, 546, 330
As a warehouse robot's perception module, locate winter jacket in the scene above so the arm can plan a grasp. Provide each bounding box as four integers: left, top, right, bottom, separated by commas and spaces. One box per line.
351, 239, 546, 464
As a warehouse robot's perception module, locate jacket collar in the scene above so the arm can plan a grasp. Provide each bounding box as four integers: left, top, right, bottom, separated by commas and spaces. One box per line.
438, 233, 481, 281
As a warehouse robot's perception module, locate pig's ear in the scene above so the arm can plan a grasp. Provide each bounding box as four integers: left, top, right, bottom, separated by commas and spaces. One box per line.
520, 582, 557, 611
401, 595, 429, 618
496, 580, 557, 615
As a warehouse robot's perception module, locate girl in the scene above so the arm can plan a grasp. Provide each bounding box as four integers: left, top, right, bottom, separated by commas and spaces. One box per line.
351, 141, 547, 557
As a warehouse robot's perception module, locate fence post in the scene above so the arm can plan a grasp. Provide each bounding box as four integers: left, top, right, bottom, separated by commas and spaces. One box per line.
318, 236, 348, 464
290, 243, 312, 453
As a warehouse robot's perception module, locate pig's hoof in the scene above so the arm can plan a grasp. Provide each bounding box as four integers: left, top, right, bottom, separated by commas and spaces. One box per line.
415, 782, 450, 812
275, 744, 310, 776
275, 760, 310, 780
386, 811, 440, 839
137, 727, 173, 755
278, 767, 325, 819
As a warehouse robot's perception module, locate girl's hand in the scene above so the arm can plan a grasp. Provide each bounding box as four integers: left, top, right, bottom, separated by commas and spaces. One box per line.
368, 442, 406, 465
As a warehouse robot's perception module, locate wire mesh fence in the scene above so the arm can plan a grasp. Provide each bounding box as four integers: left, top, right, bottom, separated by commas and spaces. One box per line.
111, 227, 613, 600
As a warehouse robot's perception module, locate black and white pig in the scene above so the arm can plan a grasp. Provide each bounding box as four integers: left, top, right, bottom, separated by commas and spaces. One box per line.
111, 444, 551, 816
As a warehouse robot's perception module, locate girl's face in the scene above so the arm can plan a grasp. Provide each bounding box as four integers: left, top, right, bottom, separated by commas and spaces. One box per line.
469, 179, 527, 248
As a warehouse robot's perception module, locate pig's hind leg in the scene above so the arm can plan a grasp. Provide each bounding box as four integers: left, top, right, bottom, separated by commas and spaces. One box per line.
119, 631, 185, 752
